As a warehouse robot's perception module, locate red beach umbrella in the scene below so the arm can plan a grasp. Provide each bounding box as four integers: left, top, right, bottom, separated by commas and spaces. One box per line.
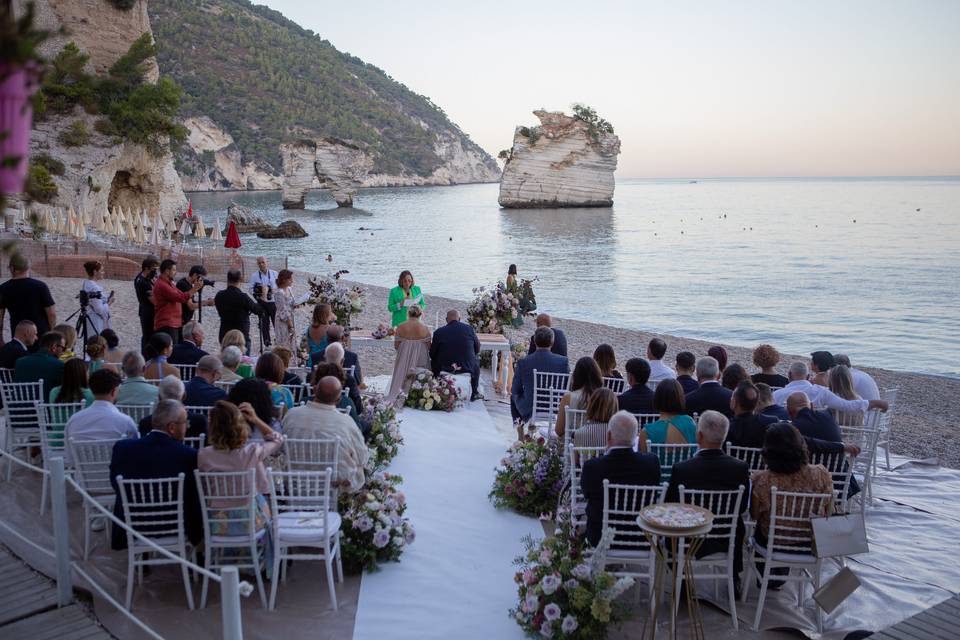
186, 200, 193, 217
224, 220, 241, 249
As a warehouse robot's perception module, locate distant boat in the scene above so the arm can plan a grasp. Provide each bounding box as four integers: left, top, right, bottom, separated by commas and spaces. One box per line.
688, 180, 698, 184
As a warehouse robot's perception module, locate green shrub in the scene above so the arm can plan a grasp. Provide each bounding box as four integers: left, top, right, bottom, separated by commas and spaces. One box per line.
201, 149, 216, 166
32, 153, 65, 176
59, 120, 91, 147
571, 103, 614, 141
93, 118, 119, 136
26, 163, 58, 203
109, 0, 137, 9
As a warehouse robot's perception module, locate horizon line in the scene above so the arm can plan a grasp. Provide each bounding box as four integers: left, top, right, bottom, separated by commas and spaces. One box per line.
614, 174, 960, 181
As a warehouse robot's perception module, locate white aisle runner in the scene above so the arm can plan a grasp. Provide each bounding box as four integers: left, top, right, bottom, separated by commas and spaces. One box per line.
352, 401, 538, 640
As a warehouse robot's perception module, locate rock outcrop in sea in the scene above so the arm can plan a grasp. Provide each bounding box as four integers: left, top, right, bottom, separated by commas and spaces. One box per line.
281, 138, 372, 208
498, 110, 621, 208
226, 202, 271, 233
257, 220, 308, 239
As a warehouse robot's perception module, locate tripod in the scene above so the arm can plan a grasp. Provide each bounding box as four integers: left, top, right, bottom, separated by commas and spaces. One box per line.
65, 302, 92, 348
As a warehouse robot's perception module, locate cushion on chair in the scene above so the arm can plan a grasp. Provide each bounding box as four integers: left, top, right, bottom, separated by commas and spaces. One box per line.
210, 528, 267, 544
750, 538, 818, 564
276, 511, 342, 543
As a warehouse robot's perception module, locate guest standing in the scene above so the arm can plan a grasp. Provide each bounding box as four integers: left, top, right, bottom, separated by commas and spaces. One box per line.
0, 320, 37, 368
750, 344, 789, 388
249, 256, 278, 348
526, 314, 568, 357
80, 260, 113, 337
214, 270, 264, 350
505, 264, 518, 290
273, 269, 299, 352
0, 255, 57, 346
133, 256, 159, 352
152, 260, 202, 344
429, 309, 482, 401
387, 270, 425, 327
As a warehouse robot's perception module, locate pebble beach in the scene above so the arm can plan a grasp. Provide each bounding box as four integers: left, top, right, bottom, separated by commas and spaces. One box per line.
38, 273, 960, 468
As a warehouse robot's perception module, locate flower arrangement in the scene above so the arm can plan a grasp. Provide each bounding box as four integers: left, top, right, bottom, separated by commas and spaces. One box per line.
363, 398, 404, 471
338, 471, 415, 574
403, 369, 462, 412
467, 280, 537, 336
307, 269, 366, 328
511, 525, 635, 639
490, 435, 564, 518
371, 322, 393, 340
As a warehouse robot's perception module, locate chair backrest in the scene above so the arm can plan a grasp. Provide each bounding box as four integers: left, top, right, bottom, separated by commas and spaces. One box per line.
531, 370, 570, 425
832, 409, 866, 428
288, 366, 311, 382
267, 469, 335, 531
194, 469, 258, 531
284, 437, 341, 474
678, 485, 745, 552
561, 407, 587, 454
184, 405, 212, 418
0, 380, 44, 429
117, 473, 186, 544
214, 380, 237, 393
767, 487, 833, 555
877, 388, 898, 432
183, 433, 206, 450
335, 406, 351, 415
0, 367, 15, 384
648, 443, 698, 481
568, 445, 607, 524
343, 365, 355, 381
631, 413, 661, 429
809, 450, 856, 512
724, 442, 767, 472
839, 424, 880, 476
601, 480, 668, 551
116, 404, 155, 423
571, 421, 609, 449
176, 364, 197, 381
38, 402, 85, 461
282, 383, 311, 405
71, 438, 122, 495
602, 376, 625, 394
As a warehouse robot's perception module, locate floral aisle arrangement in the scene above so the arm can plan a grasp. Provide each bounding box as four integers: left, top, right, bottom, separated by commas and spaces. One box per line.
511, 525, 635, 638
490, 435, 564, 518
363, 398, 404, 471
338, 471, 415, 574
467, 280, 535, 334
307, 269, 367, 328
403, 370, 462, 412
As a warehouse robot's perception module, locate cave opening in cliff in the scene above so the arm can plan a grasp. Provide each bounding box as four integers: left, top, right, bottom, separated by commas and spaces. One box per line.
108, 170, 150, 213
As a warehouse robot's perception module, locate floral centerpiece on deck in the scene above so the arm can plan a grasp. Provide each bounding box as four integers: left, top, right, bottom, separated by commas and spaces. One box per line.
403, 369, 462, 412
467, 281, 532, 334
307, 269, 367, 328
490, 435, 564, 518
338, 471, 415, 574
362, 398, 404, 471
511, 525, 635, 639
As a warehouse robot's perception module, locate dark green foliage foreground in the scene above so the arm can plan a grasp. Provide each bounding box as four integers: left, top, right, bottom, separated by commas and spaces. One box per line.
149, 0, 496, 176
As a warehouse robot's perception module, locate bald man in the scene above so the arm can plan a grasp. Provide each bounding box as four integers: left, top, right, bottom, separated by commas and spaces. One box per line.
526, 313, 567, 357
787, 391, 843, 442
430, 308, 482, 401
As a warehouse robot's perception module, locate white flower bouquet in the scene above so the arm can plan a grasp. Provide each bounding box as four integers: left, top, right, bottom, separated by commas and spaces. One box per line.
307, 270, 367, 329
338, 471, 415, 573
403, 370, 462, 412
362, 398, 404, 471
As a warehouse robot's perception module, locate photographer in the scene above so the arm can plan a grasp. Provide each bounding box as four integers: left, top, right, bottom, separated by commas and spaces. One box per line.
134, 256, 159, 352
153, 259, 203, 343
81, 260, 113, 338
249, 256, 278, 348
215, 269, 265, 352
176, 265, 216, 325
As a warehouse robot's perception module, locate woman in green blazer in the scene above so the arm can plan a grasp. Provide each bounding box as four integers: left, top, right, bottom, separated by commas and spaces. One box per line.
388, 270, 426, 327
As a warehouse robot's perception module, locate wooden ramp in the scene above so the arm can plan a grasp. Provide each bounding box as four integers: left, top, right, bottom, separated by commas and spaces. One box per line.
873, 595, 960, 640
0, 547, 110, 639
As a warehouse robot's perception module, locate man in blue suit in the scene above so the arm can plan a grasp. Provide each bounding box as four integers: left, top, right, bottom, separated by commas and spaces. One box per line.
526, 314, 568, 357
109, 399, 202, 550
182, 355, 227, 407
430, 309, 482, 401
511, 327, 569, 423
684, 356, 733, 419
168, 321, 208, 366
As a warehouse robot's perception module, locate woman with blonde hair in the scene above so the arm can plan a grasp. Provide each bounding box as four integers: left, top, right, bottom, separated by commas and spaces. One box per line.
828, 364, 864, 425
387, 303, 431, 401
85, 336, 118, 374
54, 323, 78, 361
573, 387, 620, 448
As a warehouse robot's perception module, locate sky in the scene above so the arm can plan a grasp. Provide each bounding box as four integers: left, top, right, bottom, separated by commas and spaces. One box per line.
259, 0, 960, 178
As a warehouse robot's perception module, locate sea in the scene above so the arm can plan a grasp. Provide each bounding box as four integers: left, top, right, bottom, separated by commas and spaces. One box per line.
189, 177, 960, 379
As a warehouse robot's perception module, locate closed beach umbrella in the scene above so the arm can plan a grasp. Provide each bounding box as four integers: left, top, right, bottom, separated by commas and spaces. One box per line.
125, 210, 136, 240
147, 217, 160, 246
136, 217, 146, 244
77, 215, 87, 241
210, 216, 223, 241
224, 220, 241, 249
55, 208, 66, 235
194, 215, 207, 239
43, 207, 54, 233
178, 216, 192, 236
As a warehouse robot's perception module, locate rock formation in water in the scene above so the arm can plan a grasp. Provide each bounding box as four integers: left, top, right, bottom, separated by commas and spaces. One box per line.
281, 138, 373, 208
498, 110, 621, 208
226, 202, 271, 233
23, 0, 187, 219
257, 220, 308, 239
178, 116, 281, 191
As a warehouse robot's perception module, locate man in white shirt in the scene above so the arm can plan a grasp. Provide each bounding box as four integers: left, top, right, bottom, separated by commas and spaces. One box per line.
773, 361, 888, 414
248, 256, 278, 348
646, 338, 677, 383
835, 354, 881, 401
282, 375, 369, 492
65, 369, 138, 464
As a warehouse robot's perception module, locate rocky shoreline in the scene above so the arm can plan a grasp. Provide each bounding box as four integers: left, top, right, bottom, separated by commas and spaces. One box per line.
37, 274, 959, 468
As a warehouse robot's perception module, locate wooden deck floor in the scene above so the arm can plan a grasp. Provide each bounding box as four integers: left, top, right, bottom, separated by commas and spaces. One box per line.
872, 595, 960, 640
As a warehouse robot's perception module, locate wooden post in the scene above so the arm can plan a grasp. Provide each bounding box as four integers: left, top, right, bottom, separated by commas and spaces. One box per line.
220, 567, 243, 639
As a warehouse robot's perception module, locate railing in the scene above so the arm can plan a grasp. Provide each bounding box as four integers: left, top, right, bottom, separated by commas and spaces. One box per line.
0, 449, 245, 639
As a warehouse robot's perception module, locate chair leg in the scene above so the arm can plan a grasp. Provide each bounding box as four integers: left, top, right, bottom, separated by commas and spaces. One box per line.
180, 554, 195, 610
125, 550, 136, 610
199, 544, 211, 609
814, 561, 823, 633
40, 474, 48, 515
727, 573, 738, 630
335, 543, 344, 584
269, 545, 282, 610
83, 503, 91, 561
325, 552, 338, 611
740, 548, 755, 603
251, 542, 268, 609
752, 562, 772, 631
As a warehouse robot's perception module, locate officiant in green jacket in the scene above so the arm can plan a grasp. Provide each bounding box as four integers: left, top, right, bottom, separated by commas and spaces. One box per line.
388, 270, 426, 327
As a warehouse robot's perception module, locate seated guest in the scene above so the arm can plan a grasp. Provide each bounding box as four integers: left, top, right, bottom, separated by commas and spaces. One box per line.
138, 376, 206, 438
323, 342, 361, 411
675, 351, 699, 394
708, 345, 728, 372
827, 365, 864, 425
110, 399, 201, 550
282, 375, 369, 491
219, 346, 245, 382
54, 323, 78, 361
647, 338, 676, 383
116, 351, 159, 406
787, 392, 843, 442
684, 356, 733, 419
618, 357, 655, 414
169, 321, 208, 366
751, 344, 789, 388
725, 381, 776, 447
639, 379, 697, 452
143, 332, 179, 380
255, 351, 295, 415
314, 325, 363, 387
64, 369, 138, 464
809, 351, 834, 387
721, 363, 749, 391
272, 346, 302, 386
573, 388, 620, 448
0, 320, 37, 368
14, 330, 65, 398
667, 410, 749, 592
513, 327, 569, 426
593, 343, 621, 379
429, 310, 482, 401
773, 361, 887, 415
85, 336, 118, 374
755, 383, 790, 422
50, 357, 94, 406
834, 354, 880, 401
554, 356, 602, 438
220, 330, 254, 378
314, 362, 371, 438
228, 377, 282, 438
183, 355, 226, 407
100, 328, 123, 365
580, 411, 660, 546
526, 313, 568, 357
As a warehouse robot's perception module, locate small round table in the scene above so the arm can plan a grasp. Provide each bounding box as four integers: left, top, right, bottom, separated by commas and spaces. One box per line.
637, 504, 714, 640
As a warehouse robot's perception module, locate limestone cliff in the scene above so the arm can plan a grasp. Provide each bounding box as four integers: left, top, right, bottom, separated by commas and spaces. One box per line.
177, 116, 281, 192
22, 0, 186, 219
498, 110, 621, 208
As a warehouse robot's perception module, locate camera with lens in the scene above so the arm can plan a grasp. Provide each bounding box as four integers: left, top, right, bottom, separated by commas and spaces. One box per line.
77, 289, 103, 307
253, 283, 273, 300
201, 278, 215, 287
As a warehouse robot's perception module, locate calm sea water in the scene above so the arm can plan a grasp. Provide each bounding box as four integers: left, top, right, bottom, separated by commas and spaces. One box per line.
189, 178, 960, 378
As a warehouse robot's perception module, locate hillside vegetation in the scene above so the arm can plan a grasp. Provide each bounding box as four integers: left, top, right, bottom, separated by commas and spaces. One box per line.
150, 0, 496, 177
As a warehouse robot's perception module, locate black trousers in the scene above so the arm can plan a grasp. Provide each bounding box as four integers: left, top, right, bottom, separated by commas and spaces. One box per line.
155, 326, 181, 346
257, 300, 276, 347
139, 308, 154, 353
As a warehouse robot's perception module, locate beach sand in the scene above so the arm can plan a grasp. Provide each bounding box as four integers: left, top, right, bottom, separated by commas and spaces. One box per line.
37, 275, 960, 468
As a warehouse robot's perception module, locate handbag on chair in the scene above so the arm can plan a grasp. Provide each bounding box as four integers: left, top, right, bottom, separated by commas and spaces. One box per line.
811, 513, 868, 558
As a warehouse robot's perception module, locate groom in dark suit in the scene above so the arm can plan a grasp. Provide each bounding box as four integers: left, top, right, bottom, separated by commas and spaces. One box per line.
430, 309, 482, 401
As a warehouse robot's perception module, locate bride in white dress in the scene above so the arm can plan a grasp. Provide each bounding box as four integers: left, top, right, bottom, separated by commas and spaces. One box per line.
387, 305, 432, 402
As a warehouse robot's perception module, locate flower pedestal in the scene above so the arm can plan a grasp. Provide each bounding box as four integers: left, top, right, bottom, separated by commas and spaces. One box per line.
0, 64, 35, 194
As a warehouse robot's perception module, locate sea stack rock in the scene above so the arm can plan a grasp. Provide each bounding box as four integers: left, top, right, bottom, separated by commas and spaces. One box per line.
281, 138, 373, 208
498, 109, 621, 208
